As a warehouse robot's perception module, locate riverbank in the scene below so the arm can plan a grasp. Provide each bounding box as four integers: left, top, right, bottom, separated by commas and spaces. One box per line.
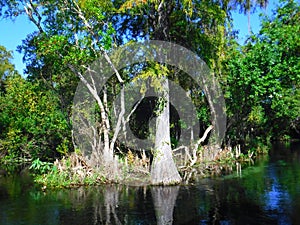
26, 144, 262, 189
0, 141, 273, 189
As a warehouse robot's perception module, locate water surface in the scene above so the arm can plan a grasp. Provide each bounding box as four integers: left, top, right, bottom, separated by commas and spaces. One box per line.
1, 142, 300, 225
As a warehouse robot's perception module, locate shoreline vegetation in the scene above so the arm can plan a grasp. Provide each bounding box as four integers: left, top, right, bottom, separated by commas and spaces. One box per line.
1, 143, 269, 190
2, 139, 299, 190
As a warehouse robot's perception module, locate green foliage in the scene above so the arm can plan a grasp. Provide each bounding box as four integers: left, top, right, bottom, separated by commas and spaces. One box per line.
224, 0, 300, 147
247, 105, 265, 125
29, 158, 54, 174
0, 0, 299, 186
0, 74, 71, 161
34, 165, 106, 189
0, 45, 16, 78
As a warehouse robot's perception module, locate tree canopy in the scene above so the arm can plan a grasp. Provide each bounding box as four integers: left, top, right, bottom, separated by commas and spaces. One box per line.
0, 0, 299, 184
224, 0, 300, 146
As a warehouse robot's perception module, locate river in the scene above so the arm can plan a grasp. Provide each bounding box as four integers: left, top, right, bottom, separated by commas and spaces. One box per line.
1, 142, 300, 225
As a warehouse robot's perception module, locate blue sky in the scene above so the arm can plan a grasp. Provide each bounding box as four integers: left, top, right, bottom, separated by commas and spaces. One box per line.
0, 0, 279, 76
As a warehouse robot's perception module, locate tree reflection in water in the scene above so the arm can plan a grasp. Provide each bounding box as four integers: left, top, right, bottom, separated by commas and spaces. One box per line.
151, 186, 179, 225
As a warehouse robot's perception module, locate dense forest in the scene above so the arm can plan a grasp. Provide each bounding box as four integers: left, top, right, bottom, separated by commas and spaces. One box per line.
0, 0, 299, 186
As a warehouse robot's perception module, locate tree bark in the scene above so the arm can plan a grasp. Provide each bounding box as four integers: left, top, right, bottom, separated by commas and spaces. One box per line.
151, 78, 182, 185
149, 0, 181, 185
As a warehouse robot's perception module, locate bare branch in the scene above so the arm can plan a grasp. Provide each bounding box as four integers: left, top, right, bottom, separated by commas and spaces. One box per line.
110, 85, 125, 151
196, 125, 213, 146
24, 0, 43, 33
71, 0, 124, 84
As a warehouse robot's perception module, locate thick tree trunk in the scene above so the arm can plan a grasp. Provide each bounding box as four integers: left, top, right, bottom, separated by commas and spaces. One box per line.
149, 0, 181, 185
151, 78, 182, 185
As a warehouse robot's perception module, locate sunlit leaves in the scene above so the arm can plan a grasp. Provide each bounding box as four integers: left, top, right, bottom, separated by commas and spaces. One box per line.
132, 63, 169, 94
0, 45, 16, 79
224, 0, 300, 142
119, 0, 148, 12
0, 74, 71, 160
247, 105, 265, 125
